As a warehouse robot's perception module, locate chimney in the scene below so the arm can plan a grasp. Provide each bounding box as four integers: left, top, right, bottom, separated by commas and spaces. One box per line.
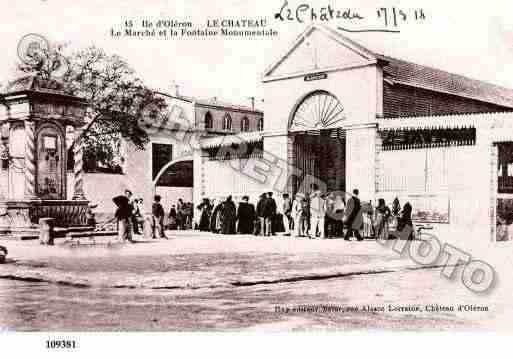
247, 96, 255, 111
172, 81, 179, 97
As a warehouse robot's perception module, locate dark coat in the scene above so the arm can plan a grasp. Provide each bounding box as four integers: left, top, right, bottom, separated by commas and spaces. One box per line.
221, 200, 237, 234
263, 197, 277, 218
256, 198, 266, 218
397, 202, 413, 233
197, 202, 212, 231
344, 196, 363, 230
113, 195, 131, 220
152, 202, 165, 218
237, 202, 256, 234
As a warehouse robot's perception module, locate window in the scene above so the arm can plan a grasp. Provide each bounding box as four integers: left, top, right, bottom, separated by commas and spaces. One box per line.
257, 118, 264, 131
241, 116, 250, 132
204, 112, 213, 130
222, 113, 232, 131
152, 143, 173, 180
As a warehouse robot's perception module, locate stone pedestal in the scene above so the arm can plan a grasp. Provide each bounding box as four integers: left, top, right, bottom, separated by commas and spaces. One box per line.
0, 199, 89, 236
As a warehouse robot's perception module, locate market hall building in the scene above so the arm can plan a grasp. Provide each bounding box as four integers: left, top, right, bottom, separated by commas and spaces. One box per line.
196, 24, 513, 242
20, 23, 511, 242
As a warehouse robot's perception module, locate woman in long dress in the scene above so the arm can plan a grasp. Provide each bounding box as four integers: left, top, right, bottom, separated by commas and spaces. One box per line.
374, 198, 391, 243
397, 202, 414, 240
210, 199, 222, 233
197, 198, 212, 231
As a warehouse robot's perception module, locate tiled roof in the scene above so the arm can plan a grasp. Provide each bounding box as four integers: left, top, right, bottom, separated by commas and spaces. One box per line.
378, 54, 513, 108
319, 25, 513, 109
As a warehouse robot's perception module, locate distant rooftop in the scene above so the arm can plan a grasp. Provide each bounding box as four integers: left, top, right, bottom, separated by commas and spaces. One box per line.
156, 91, 263, 113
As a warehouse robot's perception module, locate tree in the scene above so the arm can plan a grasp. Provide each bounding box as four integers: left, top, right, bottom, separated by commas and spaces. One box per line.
14, 41, 167, 171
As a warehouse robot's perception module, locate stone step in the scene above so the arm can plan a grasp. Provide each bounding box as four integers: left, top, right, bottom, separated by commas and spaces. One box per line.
66, 230, 118, 239
64, 231, 119, 246
1, 226, 96, 240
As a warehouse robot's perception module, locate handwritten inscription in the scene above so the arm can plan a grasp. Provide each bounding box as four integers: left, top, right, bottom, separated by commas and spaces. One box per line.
274, 1, 426, 33
275, 1, 363, 23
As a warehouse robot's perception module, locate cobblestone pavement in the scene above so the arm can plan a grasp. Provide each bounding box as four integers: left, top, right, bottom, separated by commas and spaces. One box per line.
0, 230, 511, 330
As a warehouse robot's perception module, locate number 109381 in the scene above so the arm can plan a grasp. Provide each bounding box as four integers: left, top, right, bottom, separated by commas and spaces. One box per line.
46, 340, 76, 349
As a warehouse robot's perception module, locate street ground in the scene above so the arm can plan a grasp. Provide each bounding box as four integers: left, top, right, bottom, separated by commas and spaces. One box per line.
0, 230, 512, 331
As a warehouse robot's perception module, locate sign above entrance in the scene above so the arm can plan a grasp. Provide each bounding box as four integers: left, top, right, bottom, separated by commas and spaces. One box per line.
304, 72, 328, 82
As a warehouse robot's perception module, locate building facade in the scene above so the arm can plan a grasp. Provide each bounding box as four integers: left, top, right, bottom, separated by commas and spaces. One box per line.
39, 23, 513, 243
198, 24, 513, 242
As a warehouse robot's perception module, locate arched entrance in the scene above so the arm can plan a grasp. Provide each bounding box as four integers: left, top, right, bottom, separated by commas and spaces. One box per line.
288, 91, 347, 195
153, 157, 194, 228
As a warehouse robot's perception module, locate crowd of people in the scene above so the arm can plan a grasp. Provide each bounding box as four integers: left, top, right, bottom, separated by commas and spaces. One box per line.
112, 190, 170, 242
168, 199, 194, 230
111, 187, 415, 242
194, 185, 415, 241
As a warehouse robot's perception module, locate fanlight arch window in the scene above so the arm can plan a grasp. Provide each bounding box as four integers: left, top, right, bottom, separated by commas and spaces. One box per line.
204, 112, 213, 130
289, 91, 345, 132
222, 113, 232, 131
241, 116, 250, 132
257, 118, 264, 131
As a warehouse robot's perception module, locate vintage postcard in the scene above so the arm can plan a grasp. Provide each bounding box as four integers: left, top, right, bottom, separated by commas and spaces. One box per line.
1, 0, 513, 355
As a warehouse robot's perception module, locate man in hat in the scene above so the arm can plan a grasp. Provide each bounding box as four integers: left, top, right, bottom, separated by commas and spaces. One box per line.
281, 193, 292, 236
309, 184, 326, 239
291, 193, 305, 237
152, 195, 168, 239
266, 192, 277, 236
256, 193, 267, 236
124, 189, 137, 235
343, 189, 364, 241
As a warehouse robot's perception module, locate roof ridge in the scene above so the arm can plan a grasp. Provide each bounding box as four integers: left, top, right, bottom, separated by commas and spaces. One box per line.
157, 91, 263, 113
378, 54, 513, 94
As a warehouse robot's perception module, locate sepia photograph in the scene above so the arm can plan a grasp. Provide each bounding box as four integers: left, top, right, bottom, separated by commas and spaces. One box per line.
1, 0, 513, 356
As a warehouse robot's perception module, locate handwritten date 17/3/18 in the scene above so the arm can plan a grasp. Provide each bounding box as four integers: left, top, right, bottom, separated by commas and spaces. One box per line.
46, 340, 76, 349
274, 1, 426, 28
377, 7, 426, 27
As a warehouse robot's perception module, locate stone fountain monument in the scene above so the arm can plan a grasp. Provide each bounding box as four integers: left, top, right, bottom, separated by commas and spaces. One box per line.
0, 75, 89, 237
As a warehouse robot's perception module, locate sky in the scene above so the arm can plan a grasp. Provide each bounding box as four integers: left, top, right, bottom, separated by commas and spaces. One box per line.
2, 0, 513, 109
